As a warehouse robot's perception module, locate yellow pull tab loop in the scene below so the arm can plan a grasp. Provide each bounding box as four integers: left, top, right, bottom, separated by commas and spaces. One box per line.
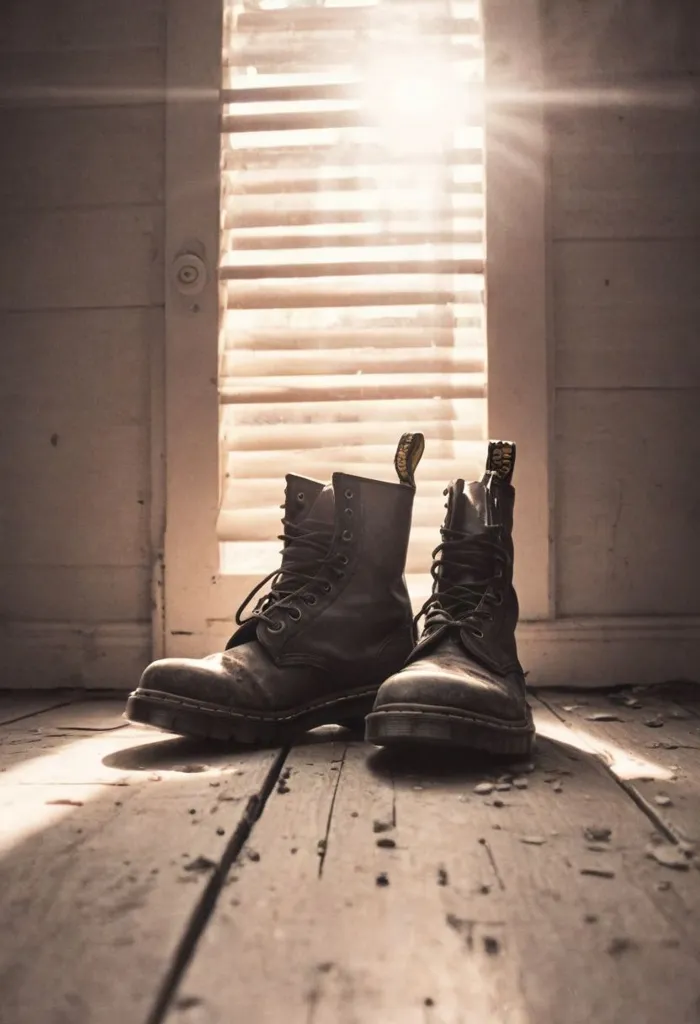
394, 432, 425, 488
486, 440, 516, 484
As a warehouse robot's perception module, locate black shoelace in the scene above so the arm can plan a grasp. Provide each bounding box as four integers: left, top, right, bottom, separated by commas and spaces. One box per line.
235, 517, 347, 631
415, 526, 510, 639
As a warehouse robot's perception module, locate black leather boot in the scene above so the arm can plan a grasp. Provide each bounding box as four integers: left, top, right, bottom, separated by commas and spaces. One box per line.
365, 441, 534, 755
125, 433, 425, 743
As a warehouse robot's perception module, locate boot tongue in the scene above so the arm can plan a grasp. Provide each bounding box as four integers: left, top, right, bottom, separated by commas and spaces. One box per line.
302, 483, 335, 529
446, 479, 488, 536
436, 478, 492, 605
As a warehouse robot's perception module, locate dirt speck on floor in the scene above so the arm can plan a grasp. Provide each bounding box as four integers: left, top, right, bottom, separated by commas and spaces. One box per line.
607, 937, 638, 956
645, 842, 692, 870
173, 994, 204, 1010
183, 856, 217, 873
583, 826, 612, 843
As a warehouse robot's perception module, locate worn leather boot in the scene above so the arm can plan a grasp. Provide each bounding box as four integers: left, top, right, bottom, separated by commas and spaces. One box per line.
365, 441, 534, 755
125, 433, 425, 743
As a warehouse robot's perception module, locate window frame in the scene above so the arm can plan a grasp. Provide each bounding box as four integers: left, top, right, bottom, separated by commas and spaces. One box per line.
159, 0, 552, 661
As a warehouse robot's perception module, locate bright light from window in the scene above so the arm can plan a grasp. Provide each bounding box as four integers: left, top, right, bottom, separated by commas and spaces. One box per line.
361, 56, 469, 153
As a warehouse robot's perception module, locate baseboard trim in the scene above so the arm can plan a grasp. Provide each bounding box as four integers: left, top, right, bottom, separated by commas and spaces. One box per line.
0, 621, 150, 690
518, 616, 700, 688
1, 617, 699, 691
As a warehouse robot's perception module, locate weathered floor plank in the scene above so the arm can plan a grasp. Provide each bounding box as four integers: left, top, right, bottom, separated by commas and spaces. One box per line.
165, 709, 700, 1024
0, 703, 283, 1024
0, 690, 78, 726
534, 688, 700, 845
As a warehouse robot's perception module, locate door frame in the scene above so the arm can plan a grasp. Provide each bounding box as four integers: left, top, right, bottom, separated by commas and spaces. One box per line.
158, 0, 553, 661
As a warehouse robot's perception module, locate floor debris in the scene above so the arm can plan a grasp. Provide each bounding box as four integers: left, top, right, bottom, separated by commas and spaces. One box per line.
173, 995, 204, 1010
520, 836, 547, 845
376, 838, 396, 849
583, 826, 612, 843
607, 937, 637, 956
183, 856, 217, 873
474, 782, 494, 795
580, 867, 616, 878
376, 872, 390, 887
645, 843, 692, 870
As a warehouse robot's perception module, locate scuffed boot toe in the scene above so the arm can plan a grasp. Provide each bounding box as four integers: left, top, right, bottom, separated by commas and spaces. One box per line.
126, 647, 282, 742
365, 650, 534, 755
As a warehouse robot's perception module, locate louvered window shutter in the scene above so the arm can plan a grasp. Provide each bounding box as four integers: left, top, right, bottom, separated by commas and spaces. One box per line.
218, 0, 487, 601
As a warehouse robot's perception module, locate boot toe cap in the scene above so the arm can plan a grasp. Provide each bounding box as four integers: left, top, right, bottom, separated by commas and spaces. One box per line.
136, 650, 272, 711
374, 658, 529, 724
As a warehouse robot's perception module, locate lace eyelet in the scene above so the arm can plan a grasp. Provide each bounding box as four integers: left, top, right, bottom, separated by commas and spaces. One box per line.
297, 492, 305, 502
341, 530, 353, 542
288, 607, 302, 622
344, 489, 354, 500
344, 508, 353, 517
322, 582, 332, 594
495, 569, 504, 579
471, 629, 484, 639
303, 593, 317, 606
339, 554, 349, 566
337, 570, 346, 580
493, 593, 503, 606
267, 620, 284, 633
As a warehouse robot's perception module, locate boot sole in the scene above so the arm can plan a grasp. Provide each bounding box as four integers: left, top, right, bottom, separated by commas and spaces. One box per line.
124, 687, 377, 744
365, 704, 535, 756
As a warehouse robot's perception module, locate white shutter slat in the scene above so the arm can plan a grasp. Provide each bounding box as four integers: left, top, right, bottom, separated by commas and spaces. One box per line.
222, 346, 484, 377
222, 326, 483, 351
224, 278, 483, 310
219, 375, 485, 405
222, 146, 483, 171
221, 415, 484, 453
218, 0, 487, 587
223, 227, 483, 251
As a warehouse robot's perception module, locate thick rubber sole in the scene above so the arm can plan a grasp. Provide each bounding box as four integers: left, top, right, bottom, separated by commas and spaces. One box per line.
124, 686, 377, 744
365, 703, 535, 756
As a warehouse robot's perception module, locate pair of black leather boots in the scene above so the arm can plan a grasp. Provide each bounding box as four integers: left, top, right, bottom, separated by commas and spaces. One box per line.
125, 433, 534, 756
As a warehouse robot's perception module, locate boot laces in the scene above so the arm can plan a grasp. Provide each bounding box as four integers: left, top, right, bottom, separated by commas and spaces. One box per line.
235, 515, 346, 629
415, 526, 510, 638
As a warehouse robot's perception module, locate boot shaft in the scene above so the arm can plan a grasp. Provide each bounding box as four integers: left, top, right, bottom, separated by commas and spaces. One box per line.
256, 434, 421, 667
415, 440, 522, 676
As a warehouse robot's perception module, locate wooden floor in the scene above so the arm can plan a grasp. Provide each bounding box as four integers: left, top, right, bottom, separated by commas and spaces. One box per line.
1, 687, 700, 1024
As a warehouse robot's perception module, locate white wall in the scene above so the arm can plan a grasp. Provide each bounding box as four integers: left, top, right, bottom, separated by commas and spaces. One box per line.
0, 0, 165, 686
545, 0, 700, 616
